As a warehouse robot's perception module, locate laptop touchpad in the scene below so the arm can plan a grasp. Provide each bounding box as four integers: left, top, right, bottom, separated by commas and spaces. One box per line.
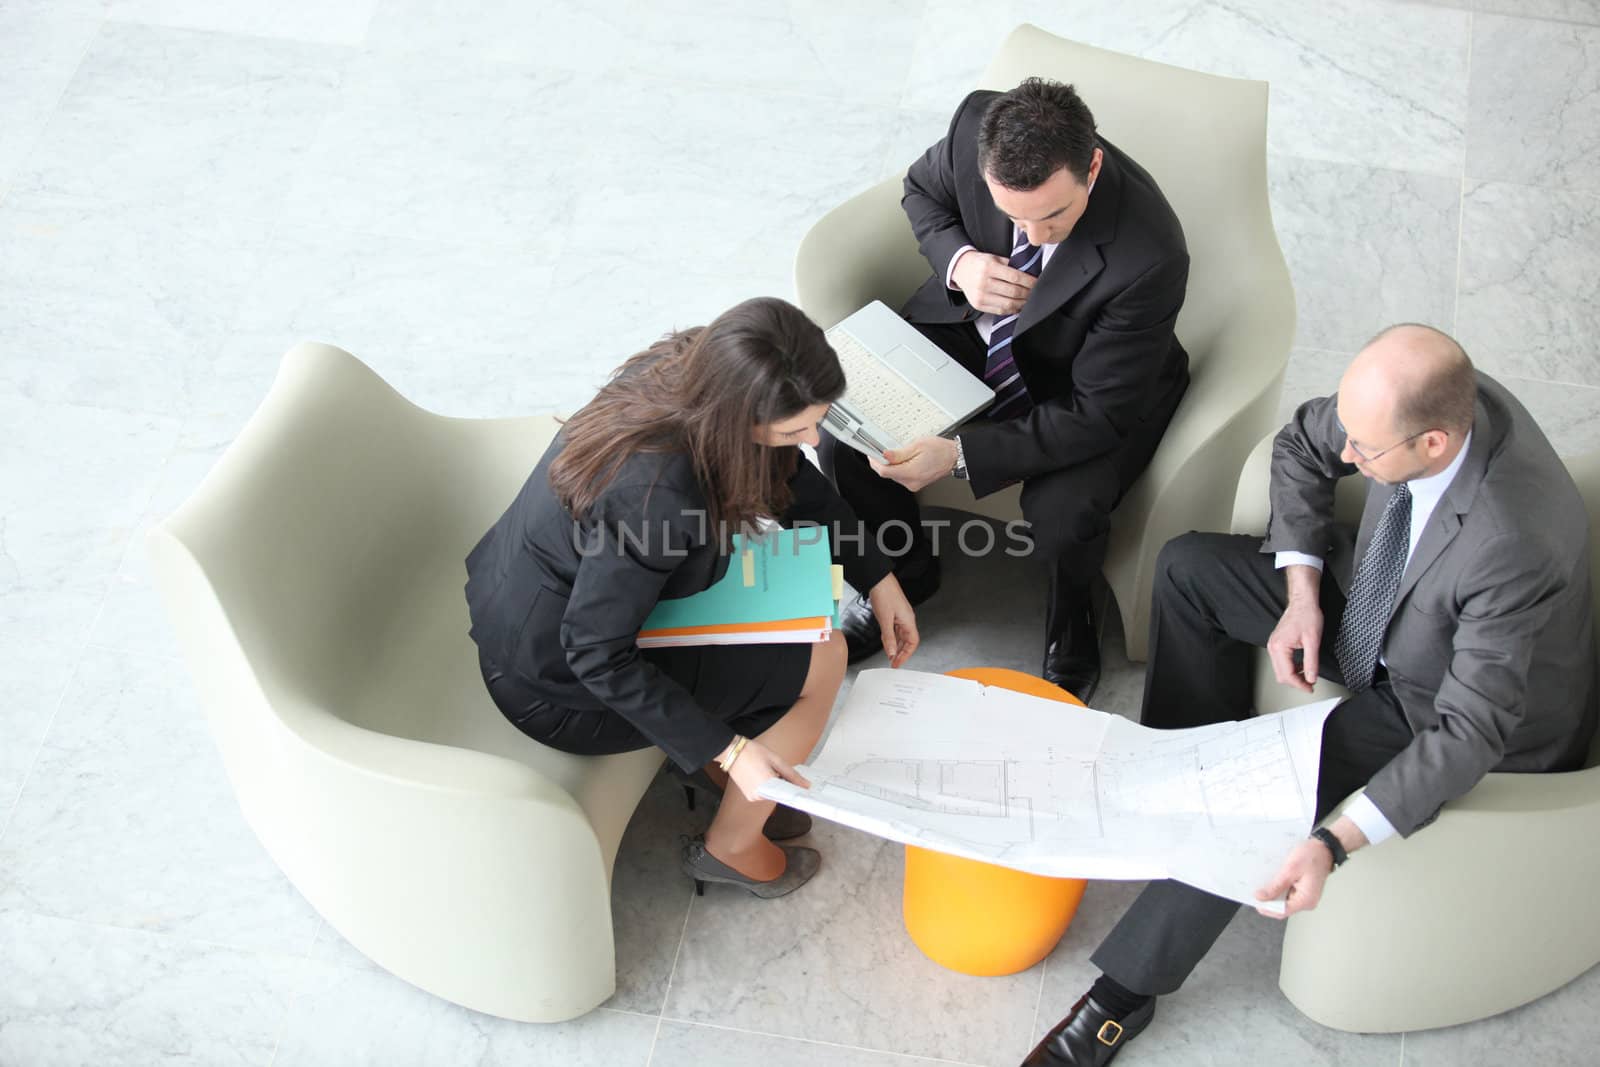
885, 343, 944, 374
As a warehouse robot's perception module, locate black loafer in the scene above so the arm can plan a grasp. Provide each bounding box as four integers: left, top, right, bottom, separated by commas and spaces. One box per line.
841, 556, 942, 664
1022, 994, 1154, 1066
840, 593, 883, 663
1041, 596, 1101, 703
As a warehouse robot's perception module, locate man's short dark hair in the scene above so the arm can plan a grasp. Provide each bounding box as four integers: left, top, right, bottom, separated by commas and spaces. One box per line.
977, 78, 1097, 190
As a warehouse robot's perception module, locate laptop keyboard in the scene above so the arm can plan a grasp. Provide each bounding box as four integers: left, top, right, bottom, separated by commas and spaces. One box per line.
826, 328, 957, 449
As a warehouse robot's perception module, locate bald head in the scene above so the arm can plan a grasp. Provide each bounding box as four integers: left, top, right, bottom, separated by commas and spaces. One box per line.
1342, 323, 1477, 440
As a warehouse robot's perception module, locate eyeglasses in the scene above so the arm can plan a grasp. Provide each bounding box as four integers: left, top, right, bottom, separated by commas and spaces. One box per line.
1336, 418, 1436, 463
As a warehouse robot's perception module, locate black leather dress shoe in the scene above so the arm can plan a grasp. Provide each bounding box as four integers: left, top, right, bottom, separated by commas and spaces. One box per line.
1021, 994, 1155, 1066
1042, 596, 1101, 703
840, 593, 884, 663
840, 556, 942, 664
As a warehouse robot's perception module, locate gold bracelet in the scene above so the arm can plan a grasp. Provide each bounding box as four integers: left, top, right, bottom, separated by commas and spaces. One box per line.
718, 734, 750, 774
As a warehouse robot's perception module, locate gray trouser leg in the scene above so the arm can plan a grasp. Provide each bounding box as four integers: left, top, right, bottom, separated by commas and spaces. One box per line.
1089, 880, 1241, 996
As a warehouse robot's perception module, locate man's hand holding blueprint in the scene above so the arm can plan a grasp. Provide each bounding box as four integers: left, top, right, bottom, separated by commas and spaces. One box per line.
759, 669, 1339, 914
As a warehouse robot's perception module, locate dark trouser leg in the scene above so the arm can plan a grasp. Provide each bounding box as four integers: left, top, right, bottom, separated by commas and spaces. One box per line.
1018, 453, 1123, 596
1015, 388, 1176, 675
1016, 455, 1124, 697
816, 432, 924, 560
1141, 532, 1350, 730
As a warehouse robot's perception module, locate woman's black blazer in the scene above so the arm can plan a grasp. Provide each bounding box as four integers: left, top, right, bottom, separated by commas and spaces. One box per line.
464, 436, 890, 770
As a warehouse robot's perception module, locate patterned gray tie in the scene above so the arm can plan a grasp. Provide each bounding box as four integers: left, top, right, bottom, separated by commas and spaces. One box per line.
1333, 484, 1413, 692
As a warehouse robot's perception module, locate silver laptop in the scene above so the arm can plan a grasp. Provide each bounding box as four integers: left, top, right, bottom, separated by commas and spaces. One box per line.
822, 301, 995, 457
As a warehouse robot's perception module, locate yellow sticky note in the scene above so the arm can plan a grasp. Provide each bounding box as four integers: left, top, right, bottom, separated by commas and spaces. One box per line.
741, 549, 756, 587
831, 564, 845, 600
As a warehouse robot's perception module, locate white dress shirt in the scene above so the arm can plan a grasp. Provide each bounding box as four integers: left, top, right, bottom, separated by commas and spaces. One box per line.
1275, 432, 1473, 844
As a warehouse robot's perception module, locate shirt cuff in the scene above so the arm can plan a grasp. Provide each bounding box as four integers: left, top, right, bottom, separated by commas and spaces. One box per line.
1275, 551, 1325, 572
945, 244, 976, 289
1340, 793, 1398, 846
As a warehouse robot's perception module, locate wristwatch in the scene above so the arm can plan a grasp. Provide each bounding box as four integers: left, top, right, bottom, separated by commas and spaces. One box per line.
1310, 826, 1348, 868
952, 435, 969, 481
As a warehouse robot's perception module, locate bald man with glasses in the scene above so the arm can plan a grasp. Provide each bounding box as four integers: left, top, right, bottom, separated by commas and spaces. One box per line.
1023, 323, 1598, 1066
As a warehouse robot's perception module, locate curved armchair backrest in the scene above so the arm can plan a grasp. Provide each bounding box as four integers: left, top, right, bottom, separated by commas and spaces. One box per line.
146, 345, 663, 1021
794, 177, 925, 331
978, 24, 1291, 364
1568, 451, 1600, 765
149, 342, 574, 781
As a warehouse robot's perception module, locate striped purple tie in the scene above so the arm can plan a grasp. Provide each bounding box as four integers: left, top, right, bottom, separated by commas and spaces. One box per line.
983, 234, 1043, 418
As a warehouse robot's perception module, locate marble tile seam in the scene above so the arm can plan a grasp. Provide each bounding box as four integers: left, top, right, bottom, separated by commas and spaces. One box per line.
81, 640, 182, 664
101, 2, 385, 53
644, 886, 700, 1065
0, 905, 318, 967
1027, 953, 1050, 1057
1459, 174, 1600, 201
208, 212, 799, 287
1498, 372, 1600, 395
1453, 179, 1468, 331
97, 15, 365, 55
347, 35, 921, 113
260, 916, 349, 1067
0, 10, 106, 202
1471, 5, 1600, 31
0, 651, 85, 851
650, 1016, 990, 1067
1266, 150, 1466, 184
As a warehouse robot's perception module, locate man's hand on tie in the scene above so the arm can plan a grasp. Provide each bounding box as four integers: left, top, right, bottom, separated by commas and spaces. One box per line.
951, 250, 1036, 316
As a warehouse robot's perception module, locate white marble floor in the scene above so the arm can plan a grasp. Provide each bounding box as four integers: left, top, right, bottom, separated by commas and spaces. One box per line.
3, 1, 1599, 1064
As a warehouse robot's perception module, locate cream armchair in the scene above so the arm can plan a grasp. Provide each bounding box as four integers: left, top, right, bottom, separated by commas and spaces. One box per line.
793, 24, 1296, 661
1230, 431, 1600, 1032
147, 342, 663, 1023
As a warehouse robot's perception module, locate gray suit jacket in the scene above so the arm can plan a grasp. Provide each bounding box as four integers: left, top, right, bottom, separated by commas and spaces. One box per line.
1266, 373, 1597, 836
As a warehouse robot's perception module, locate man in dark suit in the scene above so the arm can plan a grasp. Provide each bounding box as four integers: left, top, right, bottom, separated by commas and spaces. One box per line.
1023, 324, 1598, 1066
820, 78, 1190, 700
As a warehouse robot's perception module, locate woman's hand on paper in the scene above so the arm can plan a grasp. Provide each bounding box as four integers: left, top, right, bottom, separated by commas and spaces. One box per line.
868, 573, 920, 668
727, 738, 811, 801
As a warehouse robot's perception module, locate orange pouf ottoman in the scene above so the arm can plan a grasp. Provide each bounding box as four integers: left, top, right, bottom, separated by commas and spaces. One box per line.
902, 667, 1089, 976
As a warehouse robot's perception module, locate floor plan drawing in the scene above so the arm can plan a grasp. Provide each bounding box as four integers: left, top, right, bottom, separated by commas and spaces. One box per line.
762, 669, 1339, 911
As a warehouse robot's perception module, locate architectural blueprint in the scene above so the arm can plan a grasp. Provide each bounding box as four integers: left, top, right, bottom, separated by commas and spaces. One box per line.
759, 669, 1339, 913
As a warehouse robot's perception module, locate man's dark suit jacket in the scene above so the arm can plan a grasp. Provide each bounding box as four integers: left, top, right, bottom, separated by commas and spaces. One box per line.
464, 440, 890, 772
1268, 373, 1598, 835
902, 89, 1191, 499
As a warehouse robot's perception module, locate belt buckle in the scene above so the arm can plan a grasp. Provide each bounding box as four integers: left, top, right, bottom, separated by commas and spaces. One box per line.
1097, 1019, 1124, 1046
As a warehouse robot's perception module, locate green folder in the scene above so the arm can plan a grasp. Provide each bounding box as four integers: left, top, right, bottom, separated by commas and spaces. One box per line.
642, 527, 837, 632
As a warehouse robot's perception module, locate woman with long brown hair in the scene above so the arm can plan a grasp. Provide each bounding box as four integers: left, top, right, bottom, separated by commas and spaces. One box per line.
465, 297, 919, 896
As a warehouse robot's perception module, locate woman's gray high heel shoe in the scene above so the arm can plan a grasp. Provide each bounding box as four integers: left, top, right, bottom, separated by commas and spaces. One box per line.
678, 769, 813, 841
679, 835, 821, 898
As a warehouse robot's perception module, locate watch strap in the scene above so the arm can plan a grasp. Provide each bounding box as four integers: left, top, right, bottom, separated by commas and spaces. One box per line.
1311, 826, 1348, 868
